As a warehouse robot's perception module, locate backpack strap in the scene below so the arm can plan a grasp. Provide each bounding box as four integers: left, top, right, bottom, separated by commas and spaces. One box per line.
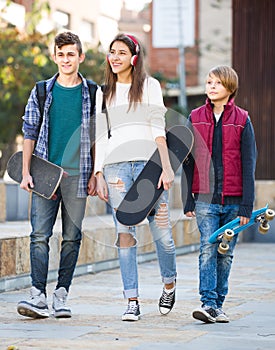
36, 79, 98, 117
35, 80, 47, 118
86, 79, 97, 116
35, 80, 47, 137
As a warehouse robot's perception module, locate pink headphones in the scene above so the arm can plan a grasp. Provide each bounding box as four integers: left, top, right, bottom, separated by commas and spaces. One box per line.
126, 34, 139, 66
107, 34, 140, 66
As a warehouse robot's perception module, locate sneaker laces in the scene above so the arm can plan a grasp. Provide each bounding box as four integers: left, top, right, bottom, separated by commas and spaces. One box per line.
204, 306, 217, 318
159, 288, 175, 306
55, 295, 66, 305
125, 301, 138, 314
30, 286, 42, 298
53, 288, 69, 310
29, 287, 47, 306
215, 308, 226, 316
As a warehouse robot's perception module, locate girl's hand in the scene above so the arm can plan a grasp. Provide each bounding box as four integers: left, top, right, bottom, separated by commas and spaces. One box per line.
157, 167, 174, 190
96, 173, 109, 202
87, 174, 97, 196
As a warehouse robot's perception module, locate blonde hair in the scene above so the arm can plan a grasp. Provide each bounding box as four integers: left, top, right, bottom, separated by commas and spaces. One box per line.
207, 65, 239, 99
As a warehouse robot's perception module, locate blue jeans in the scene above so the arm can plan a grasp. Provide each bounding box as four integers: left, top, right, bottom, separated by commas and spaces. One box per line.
195, 202, 239, 309
104, 161, 177, 299
30, 176, 86, 295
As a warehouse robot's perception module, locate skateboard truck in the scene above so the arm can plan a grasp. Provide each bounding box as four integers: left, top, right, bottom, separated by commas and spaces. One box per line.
209, 205, 275, 254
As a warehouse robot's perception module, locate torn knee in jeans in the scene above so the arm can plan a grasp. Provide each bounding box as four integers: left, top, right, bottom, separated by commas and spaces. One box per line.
116, 233, 137, 248
108, 178, 125, 192
155, 203, 169, 228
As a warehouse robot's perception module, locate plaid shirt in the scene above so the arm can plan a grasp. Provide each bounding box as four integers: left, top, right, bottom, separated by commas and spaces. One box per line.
22, 73, 95, 197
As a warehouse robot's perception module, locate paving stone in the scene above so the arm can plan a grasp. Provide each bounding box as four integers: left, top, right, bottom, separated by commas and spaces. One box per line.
0, 243, 274, 350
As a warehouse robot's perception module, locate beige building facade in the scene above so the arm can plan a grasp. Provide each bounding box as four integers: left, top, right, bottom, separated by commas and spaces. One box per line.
2, 0, 123, 50
3, 0, 232, 95
198, 0, 232, 86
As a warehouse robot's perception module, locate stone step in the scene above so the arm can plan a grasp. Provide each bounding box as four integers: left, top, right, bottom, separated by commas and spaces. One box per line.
0, 209, 200, 293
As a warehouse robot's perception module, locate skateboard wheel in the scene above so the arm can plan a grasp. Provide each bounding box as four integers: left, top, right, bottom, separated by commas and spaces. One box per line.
258, 223, 270, 234
224, 229, 234, 241
265, 209, 275, 221
218, 242, 229, 254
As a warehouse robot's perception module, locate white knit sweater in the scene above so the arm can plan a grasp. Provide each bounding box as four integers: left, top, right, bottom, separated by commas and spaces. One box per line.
94, 77, 167, 174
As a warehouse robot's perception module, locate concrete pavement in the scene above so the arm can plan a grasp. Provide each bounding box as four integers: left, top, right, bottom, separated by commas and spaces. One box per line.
0, 242, 275, 350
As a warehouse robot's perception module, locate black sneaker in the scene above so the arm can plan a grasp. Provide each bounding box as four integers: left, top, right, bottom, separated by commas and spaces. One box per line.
159, 286, 176, 315
17, 286, 49, 318
122, 300, 141, 321
192, 305, 216, 323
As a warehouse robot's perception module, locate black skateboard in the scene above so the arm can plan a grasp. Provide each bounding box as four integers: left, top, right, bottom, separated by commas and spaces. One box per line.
116, 125, 194, 226
6, 151, 64, 199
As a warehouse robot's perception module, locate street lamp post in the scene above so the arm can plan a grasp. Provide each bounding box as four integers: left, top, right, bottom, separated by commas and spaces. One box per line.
178, 0, 187, 111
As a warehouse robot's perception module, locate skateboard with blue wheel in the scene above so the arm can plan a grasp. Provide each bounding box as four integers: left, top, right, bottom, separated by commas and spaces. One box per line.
208, 204, 275, 254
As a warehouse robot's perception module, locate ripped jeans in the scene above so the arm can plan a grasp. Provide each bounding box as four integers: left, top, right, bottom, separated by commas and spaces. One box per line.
104, 161, 177, 299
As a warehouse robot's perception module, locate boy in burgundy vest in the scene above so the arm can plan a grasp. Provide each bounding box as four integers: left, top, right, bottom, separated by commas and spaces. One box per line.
182, 65, 257, 323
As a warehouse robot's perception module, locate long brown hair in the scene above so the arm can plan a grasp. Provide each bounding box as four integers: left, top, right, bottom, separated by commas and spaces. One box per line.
103, 33, 147, 110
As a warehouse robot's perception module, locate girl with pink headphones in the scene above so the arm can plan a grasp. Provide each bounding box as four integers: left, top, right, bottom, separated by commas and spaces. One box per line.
94, 33, 177, 321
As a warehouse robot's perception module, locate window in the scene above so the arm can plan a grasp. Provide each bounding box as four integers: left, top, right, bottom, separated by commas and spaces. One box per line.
53, 10, 70, 30
79, 20, 95, 43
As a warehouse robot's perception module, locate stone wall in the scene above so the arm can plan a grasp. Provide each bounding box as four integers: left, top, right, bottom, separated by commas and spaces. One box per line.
1, 178, 274, 292
0, 176, 200, 292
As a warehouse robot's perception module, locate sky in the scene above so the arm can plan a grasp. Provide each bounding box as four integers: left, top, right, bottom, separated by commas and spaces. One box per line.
124, 0, 151, 12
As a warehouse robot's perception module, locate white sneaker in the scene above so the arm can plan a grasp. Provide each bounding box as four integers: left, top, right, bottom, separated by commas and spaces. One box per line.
52, 287, 72, 318
17, 286, 49, 318
215, 308, 229, 323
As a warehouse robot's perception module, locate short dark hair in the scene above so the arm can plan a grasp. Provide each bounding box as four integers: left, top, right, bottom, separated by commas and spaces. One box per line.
54, 32, 83, 55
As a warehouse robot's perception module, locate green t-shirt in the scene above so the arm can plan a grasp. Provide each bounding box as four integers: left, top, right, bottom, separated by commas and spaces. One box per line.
48, 81, 82, 175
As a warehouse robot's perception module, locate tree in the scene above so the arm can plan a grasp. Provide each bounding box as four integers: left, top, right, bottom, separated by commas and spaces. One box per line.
80, 45, 106, 85
0, 25, 56, 175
